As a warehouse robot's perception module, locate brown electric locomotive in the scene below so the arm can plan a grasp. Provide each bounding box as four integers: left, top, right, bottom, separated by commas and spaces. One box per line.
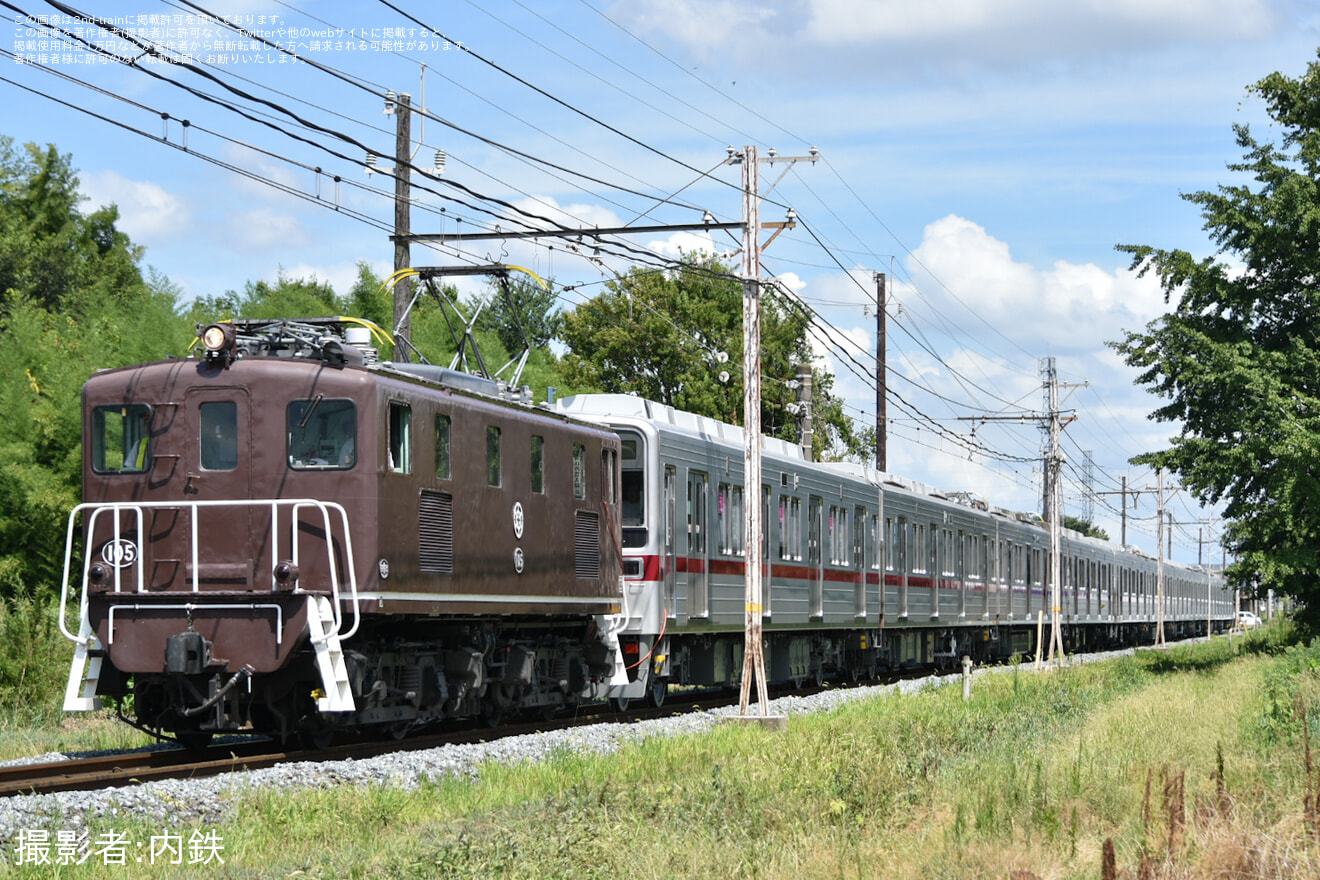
59, 317, 628, 747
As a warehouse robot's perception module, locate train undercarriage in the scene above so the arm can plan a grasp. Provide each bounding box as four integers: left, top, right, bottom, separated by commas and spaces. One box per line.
97, 616, 626, 748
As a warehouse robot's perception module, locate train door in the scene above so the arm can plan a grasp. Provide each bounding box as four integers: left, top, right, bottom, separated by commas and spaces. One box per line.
687, 471, 709, 618
853, 506, 866, 617
808, 495, 823, 618
898, 517, 910, 619
960, 530, 971, 620
186, 388, 254, 587
762, 485, 773, 616
664, 465, 677, 620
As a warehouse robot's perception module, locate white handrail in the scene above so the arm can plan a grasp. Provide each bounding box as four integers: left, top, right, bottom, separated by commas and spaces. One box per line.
59, 498, 359, 645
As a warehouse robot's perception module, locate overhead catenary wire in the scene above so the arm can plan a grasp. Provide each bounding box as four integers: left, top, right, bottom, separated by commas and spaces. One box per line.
7, 2, 1209, 550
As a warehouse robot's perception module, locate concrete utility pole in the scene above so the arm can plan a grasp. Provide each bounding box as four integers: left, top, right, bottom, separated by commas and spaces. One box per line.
738, 144, 770, 719
1042, 358, 1066, 665
957, 359, 1083, 666
1147, 470, 1182, 649
728, 145, 817, 722
1198, 518, 1219, 637
875, 272, 887, 472
795, 363, 813, 460
1155, 469, 1167, 648
1097, 475, 1138, 547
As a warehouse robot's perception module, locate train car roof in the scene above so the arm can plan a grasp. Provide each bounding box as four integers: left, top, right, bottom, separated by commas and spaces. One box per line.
557, 392, 979, 501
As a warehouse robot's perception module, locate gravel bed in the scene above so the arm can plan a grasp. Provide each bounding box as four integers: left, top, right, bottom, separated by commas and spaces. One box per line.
0, 645, 1144, 847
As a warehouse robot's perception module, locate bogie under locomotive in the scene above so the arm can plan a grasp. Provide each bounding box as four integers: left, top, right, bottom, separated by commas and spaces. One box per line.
60, 318, 629, 745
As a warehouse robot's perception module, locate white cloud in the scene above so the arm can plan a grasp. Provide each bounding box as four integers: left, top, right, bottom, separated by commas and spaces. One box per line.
281, 260, 381, 299
609, 0, 1282, 80
905, 214, 1165, 352
225, 209, 312, 250
80, 170, 191, 243
802, 0, 1277, 46
611, 0, 779, 56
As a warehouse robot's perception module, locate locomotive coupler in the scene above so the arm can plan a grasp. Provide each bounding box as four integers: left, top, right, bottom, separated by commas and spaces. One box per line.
165, 631, 210, 675
179, 665, 254, 718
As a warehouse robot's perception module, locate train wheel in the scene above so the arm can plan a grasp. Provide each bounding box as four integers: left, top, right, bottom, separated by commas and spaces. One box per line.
610, 697, 631, 713
648, 677, 668, 708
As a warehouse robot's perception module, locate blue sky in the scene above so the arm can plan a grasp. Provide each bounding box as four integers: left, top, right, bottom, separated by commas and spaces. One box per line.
5, 0, 1319, 564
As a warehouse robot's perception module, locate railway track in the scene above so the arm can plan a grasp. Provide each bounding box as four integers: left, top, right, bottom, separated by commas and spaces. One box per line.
0, 667, 972, 798
0, 695, 717, 798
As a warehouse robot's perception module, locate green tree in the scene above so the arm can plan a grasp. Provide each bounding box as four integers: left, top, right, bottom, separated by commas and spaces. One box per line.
1063, 516, 1109, 541
0, 139, 144, 313
0, 279, 188, 599
184, 268, 342, 324
344, 261, 393, 335
1110, 54, 1320, 612
560, 255, 864, 457
473, 272, 563, 353
0, 139, 189, 600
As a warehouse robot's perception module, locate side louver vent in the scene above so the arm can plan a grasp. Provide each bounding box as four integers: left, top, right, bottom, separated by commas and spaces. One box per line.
575, 510, 600, 579
419, 490, 454, 574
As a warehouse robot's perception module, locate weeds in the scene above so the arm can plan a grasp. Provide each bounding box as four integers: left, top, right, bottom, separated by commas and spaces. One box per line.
8, 627, 1320, 879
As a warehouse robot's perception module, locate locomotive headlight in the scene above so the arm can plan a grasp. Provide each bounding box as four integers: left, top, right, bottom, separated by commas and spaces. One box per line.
200, 323, 237, 360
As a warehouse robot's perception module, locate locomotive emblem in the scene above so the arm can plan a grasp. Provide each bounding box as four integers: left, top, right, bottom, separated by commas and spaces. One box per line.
100, 538, 138, 568
512, 502, 525, 539
513, 547, 525, 574
378, 558, 390, 580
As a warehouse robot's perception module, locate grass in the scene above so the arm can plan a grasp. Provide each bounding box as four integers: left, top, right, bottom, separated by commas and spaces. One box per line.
2, 622, 1316, 879
0, 596, 156, 761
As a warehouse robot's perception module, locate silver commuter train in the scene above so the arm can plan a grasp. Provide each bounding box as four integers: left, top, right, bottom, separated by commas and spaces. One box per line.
554, 393, 1234, 707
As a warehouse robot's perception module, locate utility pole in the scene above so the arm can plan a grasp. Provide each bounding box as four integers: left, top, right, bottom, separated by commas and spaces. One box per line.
1145, 471, 1183, 648
1097, 475, 1142, 547
1198, 517, 1219, 638
958, 358, 1084, 665
737, 145, 769, 719
1155, 470, 1167, 648
875, 272, 887, 471
795, 363, 813, 460
1042, 358, 1066, 664
1081, 451, 1095, 523
728, 145, 817, 722
391, 93, 412, 357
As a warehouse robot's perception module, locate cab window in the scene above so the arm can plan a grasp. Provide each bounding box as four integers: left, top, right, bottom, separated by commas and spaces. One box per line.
288, 398, 357, 470
91, 404, 150, 474
199, 401, 238, 471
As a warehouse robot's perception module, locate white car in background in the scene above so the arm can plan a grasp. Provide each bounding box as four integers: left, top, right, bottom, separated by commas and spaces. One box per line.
1236, 611, 1262, 630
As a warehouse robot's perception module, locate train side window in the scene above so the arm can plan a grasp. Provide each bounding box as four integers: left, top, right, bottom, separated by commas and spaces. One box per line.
389, 402, 411, 473
885, 518, 897, 572
572, 444, 586, 499
911, 524, 927, 575
91, 404, 151, 474
435, 414, 452, 479
602, 449, 616, 503
531, 435, 544, 494
872, 515, 882, 571
199, 401, 238, 471
487, 425, 501, 487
